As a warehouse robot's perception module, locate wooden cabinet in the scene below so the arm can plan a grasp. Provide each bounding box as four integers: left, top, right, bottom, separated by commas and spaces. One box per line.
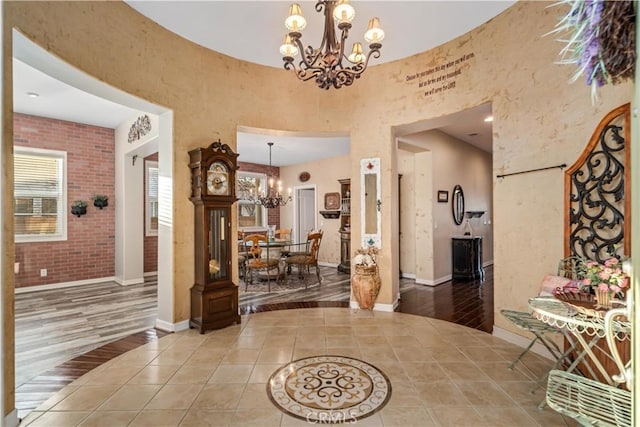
338, 179, 351, 274
452, 237, 484, 280
188, 140, 241, 333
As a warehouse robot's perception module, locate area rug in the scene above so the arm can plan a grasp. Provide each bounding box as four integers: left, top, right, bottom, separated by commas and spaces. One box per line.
239, 273, 322, 293
267, 355, 391, 423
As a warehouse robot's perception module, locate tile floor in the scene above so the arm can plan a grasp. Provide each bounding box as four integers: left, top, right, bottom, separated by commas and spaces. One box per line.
20, 308, 574, 426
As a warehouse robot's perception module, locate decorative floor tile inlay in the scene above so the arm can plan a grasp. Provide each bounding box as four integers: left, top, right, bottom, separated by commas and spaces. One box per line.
267, 355, 391, 423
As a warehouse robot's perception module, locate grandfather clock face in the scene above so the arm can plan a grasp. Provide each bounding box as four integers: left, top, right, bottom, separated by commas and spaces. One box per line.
206, 161, 229, 196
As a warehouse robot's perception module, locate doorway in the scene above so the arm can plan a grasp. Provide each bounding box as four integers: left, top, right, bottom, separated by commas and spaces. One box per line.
11, 30, 175, 388
395, 102, 494, 286
295, 186, 316, 242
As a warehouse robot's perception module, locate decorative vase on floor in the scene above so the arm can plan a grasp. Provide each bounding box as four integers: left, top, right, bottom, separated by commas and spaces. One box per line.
595, 289, 613, 309
352, 265, 381, 310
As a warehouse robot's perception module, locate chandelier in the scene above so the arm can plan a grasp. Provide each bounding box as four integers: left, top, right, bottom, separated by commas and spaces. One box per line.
244, 142, 291, 209
279, 0, 385, 90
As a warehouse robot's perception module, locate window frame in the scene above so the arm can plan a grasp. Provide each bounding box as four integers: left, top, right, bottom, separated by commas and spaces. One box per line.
145, 160, 159, 237
237, 171, 267, 231
14, 146, 67, 243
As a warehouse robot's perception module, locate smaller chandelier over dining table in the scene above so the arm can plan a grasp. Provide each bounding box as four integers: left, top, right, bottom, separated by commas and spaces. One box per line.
246, 142, 291, 209
280, 0, 385, 90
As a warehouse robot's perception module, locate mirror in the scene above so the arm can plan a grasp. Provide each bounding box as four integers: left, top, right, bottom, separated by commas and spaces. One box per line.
364, 174, 377, 234
361, 158, 381, 248
452, 185, 464, 225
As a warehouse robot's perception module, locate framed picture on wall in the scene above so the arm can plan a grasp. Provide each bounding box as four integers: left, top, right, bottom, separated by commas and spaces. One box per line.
437, 190, 448, 203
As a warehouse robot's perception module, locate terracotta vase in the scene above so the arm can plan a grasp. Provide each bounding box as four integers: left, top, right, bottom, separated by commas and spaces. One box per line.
352, 265, 381, 310
595, 289, 613, 309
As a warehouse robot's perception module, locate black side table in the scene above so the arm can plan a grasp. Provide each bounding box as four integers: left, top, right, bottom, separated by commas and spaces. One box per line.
452, 236, 484, 280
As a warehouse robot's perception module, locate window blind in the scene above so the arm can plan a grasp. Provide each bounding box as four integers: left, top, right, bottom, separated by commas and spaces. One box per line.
14, 151, 64, 237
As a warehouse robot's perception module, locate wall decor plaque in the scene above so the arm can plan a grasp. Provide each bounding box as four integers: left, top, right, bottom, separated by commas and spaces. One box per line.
324, 192, 340, 210
299, 171, 310, 182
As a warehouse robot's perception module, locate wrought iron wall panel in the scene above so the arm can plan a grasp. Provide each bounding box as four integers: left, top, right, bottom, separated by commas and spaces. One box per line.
565, 104, 630, 263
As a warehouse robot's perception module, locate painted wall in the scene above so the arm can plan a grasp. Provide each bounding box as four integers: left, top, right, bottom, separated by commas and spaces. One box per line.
397, 149, 416, 276
399, 130, 493, 282
279, 154, 350, 266
13, 113, 115, 288
143, 152, 158, 273
1, 2, 633, 413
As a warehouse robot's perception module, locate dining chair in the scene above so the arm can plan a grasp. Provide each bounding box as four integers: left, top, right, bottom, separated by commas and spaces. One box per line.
243, 234, 280, 292
282, 229, 316, 265
237, 230, 249, 281
284, 230, 323, 289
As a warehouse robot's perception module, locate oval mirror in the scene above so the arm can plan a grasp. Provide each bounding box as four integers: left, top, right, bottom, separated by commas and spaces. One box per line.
452, 185, 464, 225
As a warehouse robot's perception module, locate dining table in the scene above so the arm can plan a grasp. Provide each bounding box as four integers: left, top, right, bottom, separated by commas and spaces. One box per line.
528, 296, 631, 388
238, 238, 297, 282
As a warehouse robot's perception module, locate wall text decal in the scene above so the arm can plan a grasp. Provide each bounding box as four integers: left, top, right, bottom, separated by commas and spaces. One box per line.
405, 52, 475, 97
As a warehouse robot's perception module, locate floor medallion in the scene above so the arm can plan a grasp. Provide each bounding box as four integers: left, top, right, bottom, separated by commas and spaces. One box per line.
267, 355, 391, 423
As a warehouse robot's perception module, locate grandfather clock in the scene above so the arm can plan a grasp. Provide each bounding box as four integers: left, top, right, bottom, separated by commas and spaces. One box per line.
188, 140, 240, 333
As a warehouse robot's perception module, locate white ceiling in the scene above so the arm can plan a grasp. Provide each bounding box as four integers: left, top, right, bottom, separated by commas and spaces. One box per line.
237, 128, 350, 166
125, 1, 514, 69
13, 58, 138, 129
13, 1, 508, 162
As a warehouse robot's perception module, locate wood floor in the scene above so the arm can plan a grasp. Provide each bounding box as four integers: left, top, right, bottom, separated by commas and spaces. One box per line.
14, 265, 493, 418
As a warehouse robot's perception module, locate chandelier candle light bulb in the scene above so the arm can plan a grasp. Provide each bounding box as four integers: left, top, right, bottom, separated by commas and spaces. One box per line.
285, 3, 306, 32
240, 142, 291, 209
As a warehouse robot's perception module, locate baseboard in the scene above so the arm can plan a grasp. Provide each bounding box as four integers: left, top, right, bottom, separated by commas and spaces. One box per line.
318, 261, 339, 268
155, 318, 190, 332
5, 408, 18, 427
483, 260, 494, 268
114, 277, 145, 286
349, 299, 398, 312
401, 272, 416, 279
143, 271, 158, 277
415, 274, 451, 287
492, 326, 554, 360
15, 276, 116, 294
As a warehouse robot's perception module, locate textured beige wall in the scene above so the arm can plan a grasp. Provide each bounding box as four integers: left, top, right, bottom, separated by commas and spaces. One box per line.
1, 1, 633, 414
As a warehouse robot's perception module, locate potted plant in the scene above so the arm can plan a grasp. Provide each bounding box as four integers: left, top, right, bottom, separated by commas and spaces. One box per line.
71, 200, 88, 217
92, 194, 109, 209
579, 257, 630, 309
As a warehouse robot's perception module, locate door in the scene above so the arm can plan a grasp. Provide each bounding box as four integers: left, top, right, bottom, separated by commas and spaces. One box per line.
296, 187, 316, 242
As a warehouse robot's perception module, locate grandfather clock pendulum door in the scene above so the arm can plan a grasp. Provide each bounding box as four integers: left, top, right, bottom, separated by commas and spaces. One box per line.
188, 140, 240, 333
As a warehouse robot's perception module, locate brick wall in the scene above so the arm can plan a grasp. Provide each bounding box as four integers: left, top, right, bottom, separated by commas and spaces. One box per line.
14, 113, 115, 288
144, 153, 158, 273
237, 161, 281, 228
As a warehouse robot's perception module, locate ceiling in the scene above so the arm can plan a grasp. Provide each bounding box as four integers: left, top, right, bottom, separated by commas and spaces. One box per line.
125, 1, 514, 69
13, 1, 510, 163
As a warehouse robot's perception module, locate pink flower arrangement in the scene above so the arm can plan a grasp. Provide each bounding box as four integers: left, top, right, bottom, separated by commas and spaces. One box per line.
580, 257, 630, 294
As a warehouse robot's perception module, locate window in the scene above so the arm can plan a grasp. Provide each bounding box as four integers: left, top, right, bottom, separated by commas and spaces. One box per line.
14, 147, 67, 242
146, 161, 159, 236
237, 172, 267, 229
